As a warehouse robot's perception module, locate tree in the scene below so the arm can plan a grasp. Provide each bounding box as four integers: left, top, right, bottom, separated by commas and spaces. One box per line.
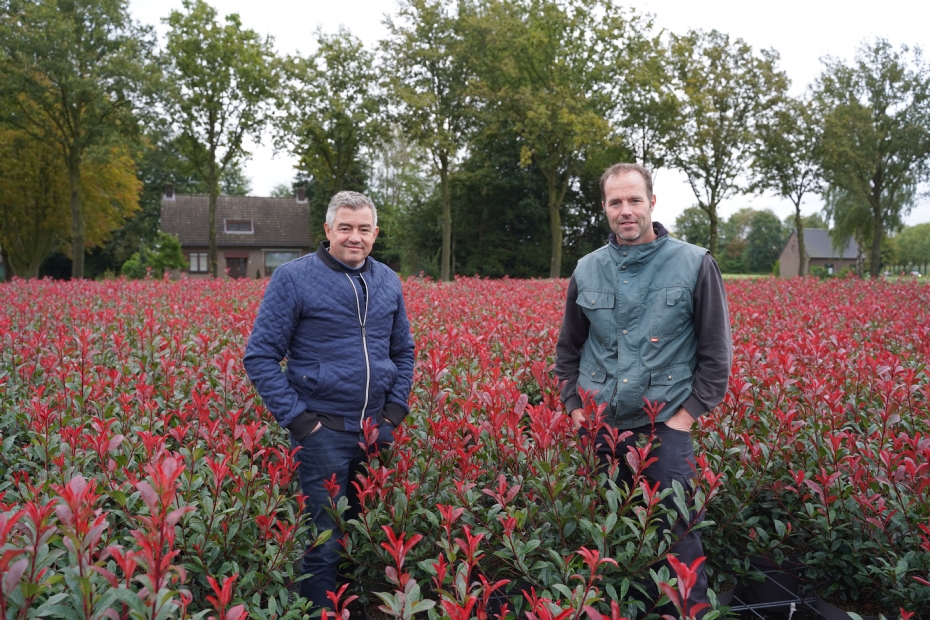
0, 129, 140, 277
615, 34, 683, 173
381, 0, 474, 282
717, 207, 757, 273
161, 0, 278, 277
276, 27, 382, 240
783, 212, 828, 231
752, 95, 823, 276
475, 0, 637, 277
270, 183, 293, 198
368, 125, 435, 273
896, 223, 930, 273
816, 39, 930, 278
824, 182, 915, 277
670, 30, 788, 257
0, 0, 151, 278
673, 206, 711, 249
120, 232, 187, 279
746, 209, 784, 273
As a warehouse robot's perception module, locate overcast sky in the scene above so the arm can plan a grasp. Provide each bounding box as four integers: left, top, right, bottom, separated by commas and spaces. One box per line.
128, 0, 930, 227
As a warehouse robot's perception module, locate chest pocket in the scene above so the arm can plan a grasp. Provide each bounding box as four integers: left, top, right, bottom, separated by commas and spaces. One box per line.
576, 290, 615, 346
648, 286, 692, 339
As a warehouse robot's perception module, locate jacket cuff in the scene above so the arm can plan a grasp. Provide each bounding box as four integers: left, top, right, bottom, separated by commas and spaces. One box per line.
382, 402, 408, 427
287, 411, 319, 440
564, 395, 584, 415
681, 396, 705, 420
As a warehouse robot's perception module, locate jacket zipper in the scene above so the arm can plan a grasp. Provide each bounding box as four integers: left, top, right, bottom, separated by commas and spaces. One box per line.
345, 272, 371, 430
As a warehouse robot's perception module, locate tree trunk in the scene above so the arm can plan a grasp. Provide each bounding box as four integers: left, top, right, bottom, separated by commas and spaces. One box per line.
208, 160, 219, 278
439, 158, 452, 282
1, 245, 11, 282
870, 210, 882, 278
794, 203, 807, 277
548, 178, 562, 279
706, 205, 719, 258
68, 160, 85, 279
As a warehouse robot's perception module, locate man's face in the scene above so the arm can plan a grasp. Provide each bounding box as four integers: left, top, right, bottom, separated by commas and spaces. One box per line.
602, 171, 657, 245
324, 206, 379, 268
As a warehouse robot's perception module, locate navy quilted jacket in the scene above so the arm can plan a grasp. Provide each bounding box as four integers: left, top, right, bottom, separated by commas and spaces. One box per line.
244, 244, 415, 431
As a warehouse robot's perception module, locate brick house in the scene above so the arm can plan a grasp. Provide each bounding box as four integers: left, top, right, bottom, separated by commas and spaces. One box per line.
778, 228, 859, 278
160, 185, 313, 278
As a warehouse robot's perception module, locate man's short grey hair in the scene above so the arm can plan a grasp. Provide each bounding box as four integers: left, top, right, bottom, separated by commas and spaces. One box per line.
326, 191, 378, 228
600, 163, 654, 200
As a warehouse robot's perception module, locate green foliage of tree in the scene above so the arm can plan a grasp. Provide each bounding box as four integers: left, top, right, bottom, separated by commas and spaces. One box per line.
895, 223, 930, 272
673, 206, 711, 249
368, 126, 435, 274
0, 128, 141, 278
120, 232, 186, 279
746, 209, 785, 273
270, 183, 293, 198
448, 127, 551, 278
0, 0, 152, 279
752, 95, 823, 276
615, 34, 682, 172
382, 0, 474, 282
276, 27, 380, 242
670, 29, 788, 258
474, 0, 637, 277
161, 0, 278, 277
717, 207, 756, 273
816, 38, 930, 278
784, 212, 829, 231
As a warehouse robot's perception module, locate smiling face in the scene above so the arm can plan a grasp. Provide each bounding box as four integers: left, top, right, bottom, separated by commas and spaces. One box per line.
323, 205, 379, 268
602, 170, 657, 245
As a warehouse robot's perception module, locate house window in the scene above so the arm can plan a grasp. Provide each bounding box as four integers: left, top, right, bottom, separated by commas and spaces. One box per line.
225, 219, 253, 233
826, 263, 835, 276
265, 251, 299, 276
189, 253, 208, 273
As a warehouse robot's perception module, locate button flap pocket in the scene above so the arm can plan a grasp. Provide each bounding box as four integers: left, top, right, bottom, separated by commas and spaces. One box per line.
577, 291, 615, 310
651, 364, 692, 386
667, 287, 683, 305
581, 362, 607, 383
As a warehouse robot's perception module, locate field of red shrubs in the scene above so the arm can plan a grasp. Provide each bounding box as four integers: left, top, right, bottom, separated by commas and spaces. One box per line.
0, 276, 928, 620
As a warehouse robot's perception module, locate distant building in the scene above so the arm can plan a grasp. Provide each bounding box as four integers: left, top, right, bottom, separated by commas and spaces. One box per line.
778, 228, 859, 278
160, 184, 312, 278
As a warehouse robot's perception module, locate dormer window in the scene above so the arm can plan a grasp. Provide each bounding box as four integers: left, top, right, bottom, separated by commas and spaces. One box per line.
225, 219, 253, 233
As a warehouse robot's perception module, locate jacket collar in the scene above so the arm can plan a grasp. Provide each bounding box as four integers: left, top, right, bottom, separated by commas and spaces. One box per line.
607, 222, 669, 263
317, 241, 371, 274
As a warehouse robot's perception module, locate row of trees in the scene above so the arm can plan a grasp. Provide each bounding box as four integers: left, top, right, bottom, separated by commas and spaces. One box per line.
2, 0, 929, 280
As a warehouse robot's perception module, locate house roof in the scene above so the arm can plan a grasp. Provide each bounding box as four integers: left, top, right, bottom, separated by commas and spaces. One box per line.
160, 194, 312, 248
784, 228, 859, 260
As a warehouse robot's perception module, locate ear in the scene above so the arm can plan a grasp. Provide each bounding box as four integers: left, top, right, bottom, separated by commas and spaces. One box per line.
649, 194, 657, 211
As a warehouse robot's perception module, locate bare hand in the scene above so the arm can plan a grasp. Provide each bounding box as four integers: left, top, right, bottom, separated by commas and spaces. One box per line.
665, 407, 696, 432
570, 408, 586, 430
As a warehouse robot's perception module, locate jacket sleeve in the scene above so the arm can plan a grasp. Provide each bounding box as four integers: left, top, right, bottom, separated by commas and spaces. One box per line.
382, 277, 415, 426
554, 275, 590, 414
243, 267, 307, 428
681, 254, 733, 418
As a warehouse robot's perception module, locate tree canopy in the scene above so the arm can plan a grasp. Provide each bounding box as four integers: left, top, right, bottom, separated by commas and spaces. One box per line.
816, 38, 930, 277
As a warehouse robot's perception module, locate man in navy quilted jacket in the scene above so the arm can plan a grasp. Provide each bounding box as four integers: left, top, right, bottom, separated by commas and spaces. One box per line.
244, 191, 415, 609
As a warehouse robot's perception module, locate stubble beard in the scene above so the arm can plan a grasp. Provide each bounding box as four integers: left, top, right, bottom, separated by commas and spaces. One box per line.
613, 216, 648, 244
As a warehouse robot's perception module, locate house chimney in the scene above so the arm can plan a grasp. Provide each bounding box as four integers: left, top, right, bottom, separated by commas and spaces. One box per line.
164, 183, 175, 200
296, 186, 307, 203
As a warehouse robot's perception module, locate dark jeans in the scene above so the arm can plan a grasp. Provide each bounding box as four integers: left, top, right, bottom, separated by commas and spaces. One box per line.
584, 423, 707, 618
289, 420, 394, 609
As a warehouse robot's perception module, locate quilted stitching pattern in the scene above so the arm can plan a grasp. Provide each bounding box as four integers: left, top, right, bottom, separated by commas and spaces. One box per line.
244, 253, 415, 428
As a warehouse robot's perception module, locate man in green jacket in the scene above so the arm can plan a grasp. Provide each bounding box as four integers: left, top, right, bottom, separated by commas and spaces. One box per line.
555, 163, 732, 617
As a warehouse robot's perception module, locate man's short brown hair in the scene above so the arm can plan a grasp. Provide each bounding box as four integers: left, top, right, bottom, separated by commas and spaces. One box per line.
600, 163, 653, 200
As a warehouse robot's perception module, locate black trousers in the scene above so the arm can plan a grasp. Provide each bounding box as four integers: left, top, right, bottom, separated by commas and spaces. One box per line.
584, 422, 708, 619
